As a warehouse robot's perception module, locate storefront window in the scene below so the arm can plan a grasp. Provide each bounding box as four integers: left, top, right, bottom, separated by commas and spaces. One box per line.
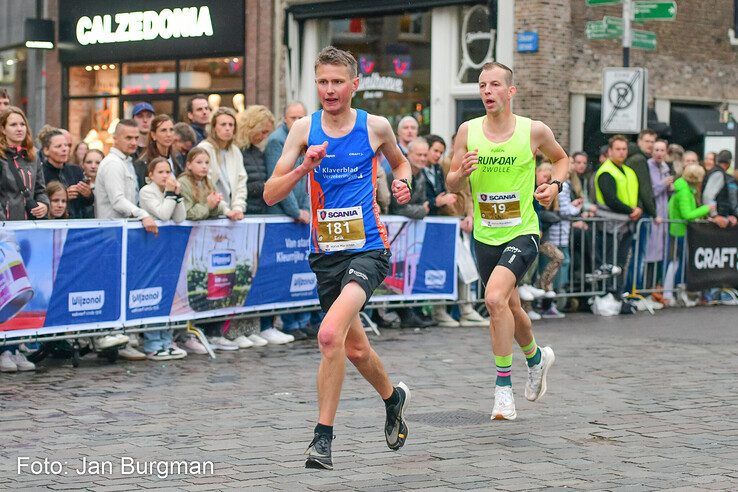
68, 97, 118, 151
0, 49, 27, 111
179, 57, 244, 92
66, 56, 245, 143
122, 61, 177, 95
324, 12, 432, 133
69, 64, 119, 96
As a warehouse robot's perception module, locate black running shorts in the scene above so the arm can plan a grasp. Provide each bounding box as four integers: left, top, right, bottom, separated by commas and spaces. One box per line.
473, 234, 540, 285
308, 249, 391, 311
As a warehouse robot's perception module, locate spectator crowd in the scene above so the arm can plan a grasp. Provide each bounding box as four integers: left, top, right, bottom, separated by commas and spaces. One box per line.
0, 87, 736, 373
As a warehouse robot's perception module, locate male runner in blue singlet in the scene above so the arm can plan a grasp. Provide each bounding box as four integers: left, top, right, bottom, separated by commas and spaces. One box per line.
264, 46, 413, 470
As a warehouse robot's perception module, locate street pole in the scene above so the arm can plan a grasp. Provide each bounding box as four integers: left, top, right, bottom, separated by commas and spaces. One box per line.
622, 0, 632, 67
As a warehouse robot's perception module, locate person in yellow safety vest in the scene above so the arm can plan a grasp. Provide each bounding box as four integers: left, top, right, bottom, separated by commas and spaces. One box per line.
594, 134, 642, 293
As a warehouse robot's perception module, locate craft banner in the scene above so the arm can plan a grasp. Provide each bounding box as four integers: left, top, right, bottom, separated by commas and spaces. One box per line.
0, 221, 124, 339
686, 222, 738, 290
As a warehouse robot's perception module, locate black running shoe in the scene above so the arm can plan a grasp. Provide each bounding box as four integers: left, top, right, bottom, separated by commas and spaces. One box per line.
385, 382, 410, 451
305, 433, 333, 470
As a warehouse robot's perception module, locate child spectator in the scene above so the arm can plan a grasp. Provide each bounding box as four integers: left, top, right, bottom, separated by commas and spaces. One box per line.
138, 157, 189, 361
177, 148, 239, 351
178, 148, 225, 220
46, 181, 69, 219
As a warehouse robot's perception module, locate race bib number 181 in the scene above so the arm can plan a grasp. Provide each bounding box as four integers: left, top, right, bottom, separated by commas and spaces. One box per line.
317, 206, 366, 252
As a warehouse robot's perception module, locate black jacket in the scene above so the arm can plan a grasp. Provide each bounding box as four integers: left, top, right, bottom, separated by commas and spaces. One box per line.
423, 164, 448, 215
625, 149, 657, 217
43, 161, 94, 218
242, 146, 268, 215
0, 147, 49, 220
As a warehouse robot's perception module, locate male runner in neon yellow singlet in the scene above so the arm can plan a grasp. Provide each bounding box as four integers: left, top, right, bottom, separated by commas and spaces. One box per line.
447, 62, 569, 420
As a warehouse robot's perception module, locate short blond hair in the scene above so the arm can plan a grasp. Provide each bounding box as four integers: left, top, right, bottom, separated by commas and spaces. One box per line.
314, 46, 358, 78
682, 164, 705, 185
236, 105, 275, 148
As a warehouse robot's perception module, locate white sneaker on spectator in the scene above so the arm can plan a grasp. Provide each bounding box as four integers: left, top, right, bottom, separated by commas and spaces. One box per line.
459, 304, 489, 327
119, 346, 147, 361
94, 334, 129, 351
432, 306, 460, 327
518, 285, 535, 301
127, 333, 140, 347
260, 328, 294, 345
247, 333, 269, 347
232, 335, 254, 348
527, 285, 546, 298
209, 337, 239, 351
180, 337, 208, 354
168, 346, 187, 359
527, 310, 542, 321
147, 348, 173, 361
11, 352, 35, 371
544, 290, 557, 299
0, 351, 17, 372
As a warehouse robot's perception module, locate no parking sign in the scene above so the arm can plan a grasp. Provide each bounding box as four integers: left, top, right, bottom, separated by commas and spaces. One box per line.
601, 67, 648, 134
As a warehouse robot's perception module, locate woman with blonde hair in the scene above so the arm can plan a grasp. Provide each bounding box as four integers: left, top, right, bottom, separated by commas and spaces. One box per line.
195, 107, 246, 221
663, 164, 714, 305
237, 105, 275, 215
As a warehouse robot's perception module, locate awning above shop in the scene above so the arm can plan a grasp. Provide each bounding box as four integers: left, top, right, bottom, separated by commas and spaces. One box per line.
286, 0, 488, 20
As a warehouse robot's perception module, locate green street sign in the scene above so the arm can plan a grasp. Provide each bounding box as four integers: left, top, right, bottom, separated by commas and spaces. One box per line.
634, 1, 677, 21
632, 29, 657, 50
603, 15, 624, 35
586, 20, 619, 39
586, 0, 622, 5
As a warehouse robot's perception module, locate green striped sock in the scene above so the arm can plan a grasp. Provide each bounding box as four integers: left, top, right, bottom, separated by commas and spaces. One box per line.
521, 338, 541, 367
495, 354, 513, 387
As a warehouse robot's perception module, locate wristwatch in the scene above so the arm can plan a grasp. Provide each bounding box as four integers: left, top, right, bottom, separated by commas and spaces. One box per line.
400, 178, 412, 192
551, 179, 563, 194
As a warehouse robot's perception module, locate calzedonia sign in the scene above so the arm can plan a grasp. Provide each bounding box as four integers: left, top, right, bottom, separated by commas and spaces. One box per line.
76, 7, 214, 46
58, 0, 244, 64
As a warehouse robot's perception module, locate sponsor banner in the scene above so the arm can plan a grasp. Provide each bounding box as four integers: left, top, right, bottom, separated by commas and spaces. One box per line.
1, 216, 458, 340
245, 222, 317, 308
0, 221, 124, 337
686, 223, 738, 290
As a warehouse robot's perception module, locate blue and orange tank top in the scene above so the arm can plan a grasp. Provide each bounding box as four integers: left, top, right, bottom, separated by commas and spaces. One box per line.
307, 109, 389, 254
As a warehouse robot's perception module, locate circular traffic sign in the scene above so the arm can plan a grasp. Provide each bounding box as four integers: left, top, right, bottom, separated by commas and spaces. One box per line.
608, 81, 634, 110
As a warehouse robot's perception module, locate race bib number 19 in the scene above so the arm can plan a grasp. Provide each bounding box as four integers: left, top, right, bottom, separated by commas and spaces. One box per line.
477, 192, 522, 227
317, 206, 366, 252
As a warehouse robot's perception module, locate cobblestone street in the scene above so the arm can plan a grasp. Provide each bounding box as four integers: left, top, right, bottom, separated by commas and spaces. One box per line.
1, 306, 737, 491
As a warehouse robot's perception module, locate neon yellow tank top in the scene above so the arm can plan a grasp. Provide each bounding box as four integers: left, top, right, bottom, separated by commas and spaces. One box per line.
467, 114, 539, 246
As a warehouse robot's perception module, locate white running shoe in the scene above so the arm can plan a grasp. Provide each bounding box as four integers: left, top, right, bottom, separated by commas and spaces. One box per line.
180, 337, 208, 355
492, 385, 517, 420
11, 352, 35, 371
525, 346, 555, 402
0, 351, 18, 372
260, 328, 294, 345
209, 337, 239, 351
527, 285, 547, 298
518, 285, 535, 301
527, 310, 542, 321
168, 346, 187, 359
118, 346, 147, 360
247, 333, 268, 347
232, 335, 255, 348
93, 334, 130, 350
432, 306, 461, 327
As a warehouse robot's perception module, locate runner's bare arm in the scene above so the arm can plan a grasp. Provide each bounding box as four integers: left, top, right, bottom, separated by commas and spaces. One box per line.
446, 122, 476, 193
532, 120, 569, 207
264, 118, 322, 206
371, 115, 412, 205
